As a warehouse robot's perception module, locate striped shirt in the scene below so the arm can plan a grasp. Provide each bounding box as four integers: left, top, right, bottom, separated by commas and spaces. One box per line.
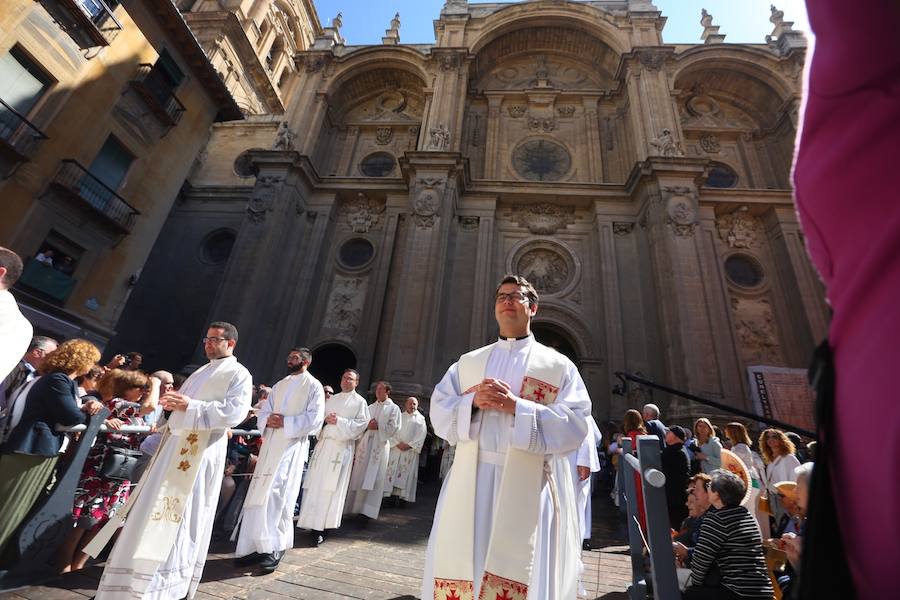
689, 505, 774, 598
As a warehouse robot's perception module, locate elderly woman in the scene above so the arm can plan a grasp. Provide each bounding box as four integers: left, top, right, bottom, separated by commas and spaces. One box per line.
759, 428, 801, 525
692, 418, 722, 474
685, 469, 775, 600
0, 339, 102, 556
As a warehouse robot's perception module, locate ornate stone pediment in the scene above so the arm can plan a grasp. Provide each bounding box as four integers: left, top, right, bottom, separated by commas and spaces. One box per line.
510, 203, 576, 234
339, 193, 385, 233
412, 177, 445, 228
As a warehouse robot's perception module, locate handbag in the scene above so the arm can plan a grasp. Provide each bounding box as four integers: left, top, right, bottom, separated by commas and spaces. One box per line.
99, 445, 142, 481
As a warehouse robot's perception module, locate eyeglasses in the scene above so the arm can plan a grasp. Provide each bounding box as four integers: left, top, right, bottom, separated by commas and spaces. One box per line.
495, 292, 530, 304
202, 336, 229, 343
324, 390, 334, 395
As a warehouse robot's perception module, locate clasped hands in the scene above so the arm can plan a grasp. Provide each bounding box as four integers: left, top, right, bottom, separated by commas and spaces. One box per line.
267, 413, 284, 429
473, 378, 518, 415
160, 391, 190, 412
324, 412, 339, 425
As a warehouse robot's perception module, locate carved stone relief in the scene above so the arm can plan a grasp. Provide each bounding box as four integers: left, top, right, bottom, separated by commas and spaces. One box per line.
511, 203, 576, 234
507, 105, 526, 118
517, 248, 571, 294
716, 206, 761, 249
324, 276, 367, 337
247, 175, 286, 224
458, 216, 480, 231
663, 186, 699, 237
730, 296, 783, 365
613, 222, 635, 235
699, 133, 721, 154
375, 126, 393, 145
413, 177, 445, 228
528, 117, 556, 133
272, 121, 295, 150
340, 193, 386, 233
557, 105, 576, 118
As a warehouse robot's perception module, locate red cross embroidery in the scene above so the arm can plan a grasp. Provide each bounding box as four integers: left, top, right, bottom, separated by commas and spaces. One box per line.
446, 590, 460, 600
495, 590, 513, 600
533, 386, 546, 401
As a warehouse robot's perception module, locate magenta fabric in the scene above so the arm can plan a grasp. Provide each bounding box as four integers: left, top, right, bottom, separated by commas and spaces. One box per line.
793, 1, 900, 597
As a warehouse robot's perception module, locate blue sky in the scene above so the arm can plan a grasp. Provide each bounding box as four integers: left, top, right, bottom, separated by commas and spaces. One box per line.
313, 0, 810, 46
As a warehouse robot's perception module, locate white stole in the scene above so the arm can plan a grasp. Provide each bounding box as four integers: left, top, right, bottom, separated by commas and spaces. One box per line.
244, 372, 314, 507
433, 341, 567, 600
84, 357, 241, 562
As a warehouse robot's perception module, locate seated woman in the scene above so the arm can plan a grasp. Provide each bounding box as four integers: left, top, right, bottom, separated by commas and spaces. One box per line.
0, 340, 102, 558
56, 369, 159, 573
684, 469, 775, 600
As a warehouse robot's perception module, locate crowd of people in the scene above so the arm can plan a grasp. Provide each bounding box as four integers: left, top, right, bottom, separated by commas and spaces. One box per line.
605, 404, 814, 599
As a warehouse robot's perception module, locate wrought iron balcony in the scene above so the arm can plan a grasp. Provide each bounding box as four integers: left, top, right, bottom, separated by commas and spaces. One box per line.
129, 64, 186, 127
37, 0, 123, 49
51, 160, 140, 233
0, 98, 47, 165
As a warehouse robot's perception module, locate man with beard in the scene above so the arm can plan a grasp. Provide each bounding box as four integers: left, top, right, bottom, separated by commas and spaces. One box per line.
88, 322, 252, 599
233, 347, 324, 572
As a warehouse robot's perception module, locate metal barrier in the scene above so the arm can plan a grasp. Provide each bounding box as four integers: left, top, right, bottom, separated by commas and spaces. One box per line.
618, 435, 680, 600
0, 420, 263, 590
0, 410, 109, 589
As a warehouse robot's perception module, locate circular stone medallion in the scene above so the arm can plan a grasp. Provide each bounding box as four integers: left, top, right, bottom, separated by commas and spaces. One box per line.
512, 139, 572, 182
517, 248, 571, 293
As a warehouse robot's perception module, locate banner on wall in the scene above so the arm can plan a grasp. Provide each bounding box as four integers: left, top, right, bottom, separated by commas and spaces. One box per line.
747, 366, 815, 435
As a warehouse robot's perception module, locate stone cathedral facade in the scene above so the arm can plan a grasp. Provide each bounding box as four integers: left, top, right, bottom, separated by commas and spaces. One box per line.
114, 0, 826, 421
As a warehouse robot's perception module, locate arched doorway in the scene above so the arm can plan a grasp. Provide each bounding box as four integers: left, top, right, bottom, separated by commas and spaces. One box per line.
532, 322, 579, 364
310, 343, 357, 390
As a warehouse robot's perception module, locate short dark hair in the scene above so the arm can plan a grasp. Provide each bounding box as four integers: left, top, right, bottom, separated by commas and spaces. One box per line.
208, 321, 238, 342
290, 347, 312, 363
0, 247, 24, 288
495, 274, 539, 305
710, 469, 746, 508
343, 368, 359, 378
125, 352, 142, 360
377, 380, 392, 393
29, 336, 58, 353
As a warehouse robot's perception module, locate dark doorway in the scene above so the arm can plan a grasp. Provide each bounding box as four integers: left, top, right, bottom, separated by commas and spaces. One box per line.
310, 343, 357, 390
532, 322, 579, 364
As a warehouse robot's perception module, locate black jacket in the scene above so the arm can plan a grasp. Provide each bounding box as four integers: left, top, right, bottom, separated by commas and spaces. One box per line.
661, 442, 690, 527
1, 373, 87, 457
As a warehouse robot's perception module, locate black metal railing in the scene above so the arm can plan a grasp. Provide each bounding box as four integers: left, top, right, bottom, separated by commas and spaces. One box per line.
52, 160, 140, 232
615, 371, 818, 439
38, 0, 122, 48
130, 64, 186, 126
0, 99, 48, 159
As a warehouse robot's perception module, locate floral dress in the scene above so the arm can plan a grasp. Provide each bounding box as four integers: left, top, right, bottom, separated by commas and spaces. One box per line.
72, 398, 142, 529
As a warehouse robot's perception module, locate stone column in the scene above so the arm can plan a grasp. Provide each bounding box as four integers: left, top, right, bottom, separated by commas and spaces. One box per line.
381, 152, 467, 396
421, 50, 468, 153
622, 48, 683, 162
582, 95, 603, 182
635, 158, 729, 420
467, 196, 498, 348
594, 214, 626, 417
204, 150, 311, 378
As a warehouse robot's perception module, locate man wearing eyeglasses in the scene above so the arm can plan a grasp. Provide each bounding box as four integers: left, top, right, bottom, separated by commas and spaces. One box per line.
424, 275, 592, 600
89, 322, 252, 600
234, 347, 324, 572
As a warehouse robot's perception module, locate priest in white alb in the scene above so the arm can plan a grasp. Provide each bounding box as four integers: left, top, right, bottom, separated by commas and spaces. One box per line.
384, 396, 428, 505
233, 347, 324, 572
345, 380, 401, 519
423, 275, 591, 600
296, 368, 368, 545
88, 322, 252, 600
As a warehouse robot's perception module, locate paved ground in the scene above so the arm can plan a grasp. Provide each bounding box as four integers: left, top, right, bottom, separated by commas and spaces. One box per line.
0, 480, 632, 599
